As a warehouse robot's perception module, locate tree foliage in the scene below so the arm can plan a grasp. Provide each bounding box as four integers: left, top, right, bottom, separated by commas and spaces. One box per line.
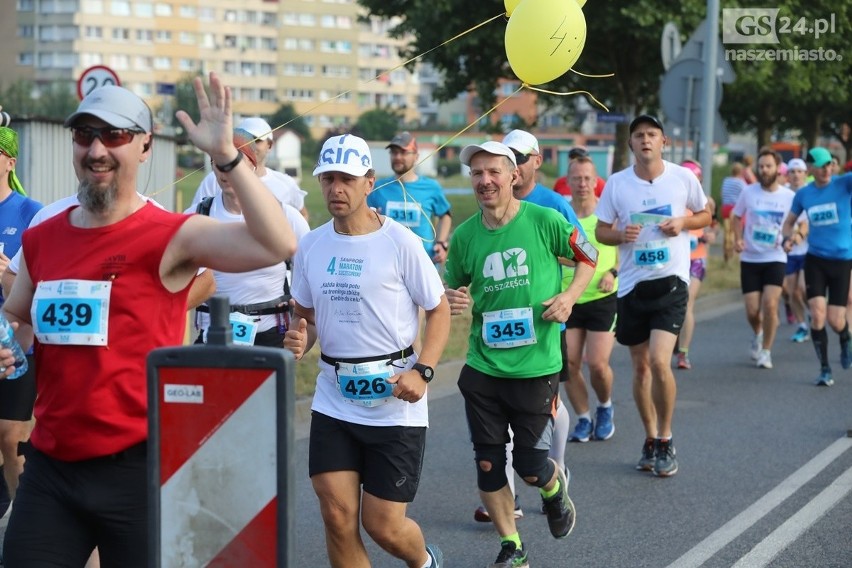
0, 80, 77, 121
358, 0, 851, 166
267, 103, 313, 146
720, 0, 851, 157
351, 107, 402, 141
357, 0, 706, 169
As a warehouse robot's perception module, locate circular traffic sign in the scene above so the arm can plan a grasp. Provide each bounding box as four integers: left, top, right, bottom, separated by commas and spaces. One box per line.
76, 65, 121, 100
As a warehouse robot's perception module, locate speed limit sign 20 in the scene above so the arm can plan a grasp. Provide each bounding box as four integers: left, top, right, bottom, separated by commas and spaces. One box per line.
77, 65, 121, 100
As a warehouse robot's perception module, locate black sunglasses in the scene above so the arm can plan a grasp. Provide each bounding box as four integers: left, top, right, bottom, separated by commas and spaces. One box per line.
72, 127, 143, 148
513, 152, 533, 165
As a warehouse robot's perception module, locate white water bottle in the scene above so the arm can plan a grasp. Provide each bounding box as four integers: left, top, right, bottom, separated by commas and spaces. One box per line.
0, 312, 28, 380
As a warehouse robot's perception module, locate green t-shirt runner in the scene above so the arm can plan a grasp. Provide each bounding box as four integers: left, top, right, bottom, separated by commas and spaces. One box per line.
445, 201, 595, 378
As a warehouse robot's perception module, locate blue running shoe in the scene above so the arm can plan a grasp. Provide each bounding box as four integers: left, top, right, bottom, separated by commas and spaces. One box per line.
569, 417, 593, 443
814, 369, 834, 387
841, 339, 852, 369
425, 544, 443, 568
594, 406, 615, 441
790, 326, 810, 343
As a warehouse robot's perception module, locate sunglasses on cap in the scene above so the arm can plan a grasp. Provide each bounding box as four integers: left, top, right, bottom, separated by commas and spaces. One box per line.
71, 127, 144, 148
512, 151, 533, 165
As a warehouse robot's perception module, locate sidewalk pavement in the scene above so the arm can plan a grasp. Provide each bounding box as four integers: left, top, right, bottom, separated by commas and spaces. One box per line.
294, 288, 742, 440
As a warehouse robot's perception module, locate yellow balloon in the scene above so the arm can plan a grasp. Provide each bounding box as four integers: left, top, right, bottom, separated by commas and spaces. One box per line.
504, 0, 522, 16
505, 0, 587, 85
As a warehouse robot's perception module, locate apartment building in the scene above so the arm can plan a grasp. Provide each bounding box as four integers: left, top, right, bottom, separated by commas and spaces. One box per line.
2, 0, 423, 139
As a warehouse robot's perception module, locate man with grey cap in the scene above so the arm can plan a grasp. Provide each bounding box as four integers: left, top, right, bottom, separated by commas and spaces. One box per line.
191, 116, 309, 220
444, 140, 596, 567
283, 134, 449, 567
0, 73, 296, 566
368, 131, 452, 265
782, 147, 852, 386
595, 114, 710, 478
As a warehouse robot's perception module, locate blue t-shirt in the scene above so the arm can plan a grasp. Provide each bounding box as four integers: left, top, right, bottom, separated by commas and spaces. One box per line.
0, 192, 43, 279
790, 173, 852, 260
0, 191, 43, 355
522, 183, 586, 237
368, 175, 451, 254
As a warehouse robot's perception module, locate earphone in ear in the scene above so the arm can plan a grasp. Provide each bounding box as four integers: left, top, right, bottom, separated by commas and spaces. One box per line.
143, 140, 151, 153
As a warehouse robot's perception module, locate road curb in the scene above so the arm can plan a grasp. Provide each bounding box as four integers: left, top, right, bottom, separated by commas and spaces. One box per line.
293, 289, 742, 438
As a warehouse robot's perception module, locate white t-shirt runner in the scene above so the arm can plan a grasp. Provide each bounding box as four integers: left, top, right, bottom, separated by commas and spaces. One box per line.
732, 183, 795, 264
291, 217, 444, 427
595, 161, 708, 297
190, 169, 307, 212
183, 195, 309, 339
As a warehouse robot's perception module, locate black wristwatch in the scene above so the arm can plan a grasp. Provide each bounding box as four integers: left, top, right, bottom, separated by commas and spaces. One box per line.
609, 268, 618, 278
412, 363, 434, 383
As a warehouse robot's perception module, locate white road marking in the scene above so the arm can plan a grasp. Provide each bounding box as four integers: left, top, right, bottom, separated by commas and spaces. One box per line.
666, 437, 852, 568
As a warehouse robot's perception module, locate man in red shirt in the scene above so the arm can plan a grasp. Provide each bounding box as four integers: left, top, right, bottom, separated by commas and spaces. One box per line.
0, 73, 297, 567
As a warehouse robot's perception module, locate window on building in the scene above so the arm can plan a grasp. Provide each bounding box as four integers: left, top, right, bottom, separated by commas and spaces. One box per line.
80, 52, 103, 67
110, 1, 131, 16
18, 25, 35, 38
17, 52, 34, 66
112, 28, 131, 41
81, 0, 103, 12
199, 7, 215, 20
179, 58, 195, 71
179, 5, 196, 18
17, 0, 35, 11
260, 37, 276, 50
154, 57, 171, 70
136, 29, 153, 42
110, 54, 130, 70
179, 32, 195, 45
154, 3, 172, 16
134, 2, 153, 17
135, 56, 153, 71
155, 30, 171, 42
260, 89, 276, 102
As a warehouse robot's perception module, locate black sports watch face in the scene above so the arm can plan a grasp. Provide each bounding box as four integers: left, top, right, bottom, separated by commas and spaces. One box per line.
415, 363, 434, 382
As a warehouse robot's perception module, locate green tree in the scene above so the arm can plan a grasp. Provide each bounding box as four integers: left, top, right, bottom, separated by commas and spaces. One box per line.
720, 0, 851, 156
357, 0, 706, 170
0, 80, 39, 118
267, 103, 314, 155
351, 107, 402, 141
38, 82, 79, 121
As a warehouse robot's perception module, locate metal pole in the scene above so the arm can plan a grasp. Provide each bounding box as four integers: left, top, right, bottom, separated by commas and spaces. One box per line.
700, 0, 720, 195
682, 76, 694, 164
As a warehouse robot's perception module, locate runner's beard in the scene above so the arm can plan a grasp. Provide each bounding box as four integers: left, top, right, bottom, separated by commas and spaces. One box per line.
78, 178, 119, 215
759, 171, 777, 188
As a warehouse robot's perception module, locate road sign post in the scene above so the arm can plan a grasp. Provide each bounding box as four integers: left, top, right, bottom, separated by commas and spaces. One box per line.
147, 297, 295, 567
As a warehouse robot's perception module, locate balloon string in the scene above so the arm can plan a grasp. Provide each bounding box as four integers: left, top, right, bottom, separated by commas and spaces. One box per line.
149, 14, 507, 199
374, 82, 524, 193
523, 84, 610, 112
570, 69, 615, 79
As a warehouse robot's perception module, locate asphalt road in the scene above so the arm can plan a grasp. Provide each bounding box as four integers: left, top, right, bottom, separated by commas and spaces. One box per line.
293, 293, 852, 567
